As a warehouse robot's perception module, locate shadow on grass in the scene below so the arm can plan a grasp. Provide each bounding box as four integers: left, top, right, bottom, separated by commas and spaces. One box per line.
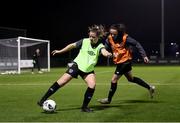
118, 99, 162, 104
92, 99, 163, 111
41, 111, 58, 114
91, 104, 125, 111
56, 106, 81, 112
53, 99, 163, 112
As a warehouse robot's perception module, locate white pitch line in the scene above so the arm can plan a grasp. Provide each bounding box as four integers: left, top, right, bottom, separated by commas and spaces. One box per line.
0, 83, 179, 86
95, 70, 114, 74
0, 70, 179, 86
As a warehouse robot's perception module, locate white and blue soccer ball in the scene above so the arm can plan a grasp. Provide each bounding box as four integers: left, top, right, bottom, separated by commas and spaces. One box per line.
42, 99, 56, 112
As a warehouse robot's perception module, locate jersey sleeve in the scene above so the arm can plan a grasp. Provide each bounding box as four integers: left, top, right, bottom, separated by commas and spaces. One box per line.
75, 39, 83, 48
104, 39, 112, 52
98, 43, 105, 55
126, 36, 147, 58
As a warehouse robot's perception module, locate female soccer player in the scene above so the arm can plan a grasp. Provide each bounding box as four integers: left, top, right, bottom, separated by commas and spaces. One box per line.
98, 23, 155, 104
38, 25, 112, 112
32, 48, 43, 74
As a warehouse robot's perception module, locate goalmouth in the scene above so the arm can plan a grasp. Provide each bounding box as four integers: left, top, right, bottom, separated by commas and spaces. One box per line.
0, 36, 50, 74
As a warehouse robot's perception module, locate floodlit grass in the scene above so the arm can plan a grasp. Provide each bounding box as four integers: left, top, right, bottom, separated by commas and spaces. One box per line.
0, 66, 180, 122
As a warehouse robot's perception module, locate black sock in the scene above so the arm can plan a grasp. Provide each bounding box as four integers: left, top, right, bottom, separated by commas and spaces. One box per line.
39, 82, 60, 103
108, 82, 117, 102
82, 87, 95, 108
131, 77, 150, 89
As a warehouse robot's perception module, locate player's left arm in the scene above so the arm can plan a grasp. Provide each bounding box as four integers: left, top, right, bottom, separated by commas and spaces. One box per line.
126, 36, 149, 63
100, 47, 112, 58
143, 56, 149, 63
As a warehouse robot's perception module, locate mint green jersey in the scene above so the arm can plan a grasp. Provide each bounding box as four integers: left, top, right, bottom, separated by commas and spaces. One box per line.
74, 38, 104, 72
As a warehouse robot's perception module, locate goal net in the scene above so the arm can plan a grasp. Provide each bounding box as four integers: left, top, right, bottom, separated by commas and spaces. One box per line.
0, 36, 50, 74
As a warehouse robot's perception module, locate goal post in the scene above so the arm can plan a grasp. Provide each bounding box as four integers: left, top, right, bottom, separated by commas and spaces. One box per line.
0, 36, 50, 74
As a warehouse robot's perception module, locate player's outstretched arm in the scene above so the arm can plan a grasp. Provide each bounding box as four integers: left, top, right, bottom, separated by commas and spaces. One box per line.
143, 56, 149, 63
51, 43, 76, 56
101, 48, 112, 58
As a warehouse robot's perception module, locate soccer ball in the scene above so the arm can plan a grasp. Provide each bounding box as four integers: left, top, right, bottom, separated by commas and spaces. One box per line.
42, 99, 56, 112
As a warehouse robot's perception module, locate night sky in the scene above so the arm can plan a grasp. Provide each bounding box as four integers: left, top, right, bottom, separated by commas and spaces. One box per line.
0, 0, 180, 56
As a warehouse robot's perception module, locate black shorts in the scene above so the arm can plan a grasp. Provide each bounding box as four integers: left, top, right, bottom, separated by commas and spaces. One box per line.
66, 62, 94, 78
114, 60, 132, 75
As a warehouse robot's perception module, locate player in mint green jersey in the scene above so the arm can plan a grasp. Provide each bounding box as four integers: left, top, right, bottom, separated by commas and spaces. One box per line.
37, 25, 112, 112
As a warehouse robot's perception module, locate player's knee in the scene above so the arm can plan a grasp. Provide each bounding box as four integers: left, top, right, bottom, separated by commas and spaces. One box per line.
88, 82, 96, 89
111, 78, 118, 83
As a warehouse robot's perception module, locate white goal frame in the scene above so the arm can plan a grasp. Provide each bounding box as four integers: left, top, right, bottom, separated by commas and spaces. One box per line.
17, 36, 50, 74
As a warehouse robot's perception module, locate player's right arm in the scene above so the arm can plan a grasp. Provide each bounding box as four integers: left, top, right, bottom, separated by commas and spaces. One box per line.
51, 39, 83, 56
104, 39, 112, 52
51, 43, 76, 56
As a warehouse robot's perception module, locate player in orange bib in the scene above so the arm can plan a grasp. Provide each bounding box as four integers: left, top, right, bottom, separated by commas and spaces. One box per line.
98, 23, 155, 104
